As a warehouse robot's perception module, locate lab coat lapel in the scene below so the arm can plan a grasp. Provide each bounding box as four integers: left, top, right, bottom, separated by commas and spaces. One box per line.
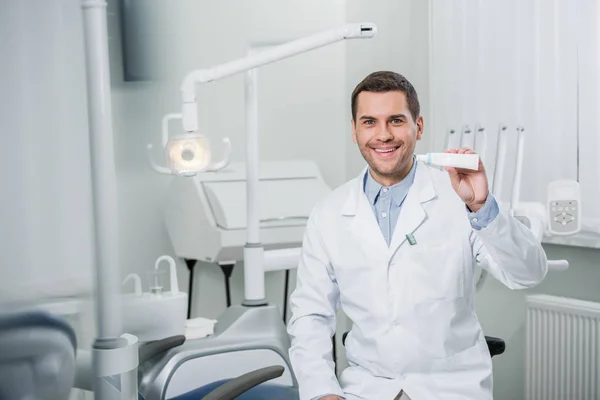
387, 162, 436, 259
341, 169, 389, 256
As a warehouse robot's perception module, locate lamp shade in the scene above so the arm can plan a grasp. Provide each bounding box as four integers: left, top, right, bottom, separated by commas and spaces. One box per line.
166, 134, 211, 175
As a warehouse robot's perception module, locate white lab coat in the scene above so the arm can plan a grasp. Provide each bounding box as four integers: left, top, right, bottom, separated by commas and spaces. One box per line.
287, 161, 548, 400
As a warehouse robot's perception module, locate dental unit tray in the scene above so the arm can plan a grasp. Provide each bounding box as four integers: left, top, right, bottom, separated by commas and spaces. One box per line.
164, 159, 331, 264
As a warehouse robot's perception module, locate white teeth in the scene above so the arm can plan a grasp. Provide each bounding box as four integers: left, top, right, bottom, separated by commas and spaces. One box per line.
375, 148, 396, 153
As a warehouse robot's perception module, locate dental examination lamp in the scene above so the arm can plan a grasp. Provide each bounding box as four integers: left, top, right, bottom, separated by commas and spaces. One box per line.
147, 22, 376, 176
149, 23, 376, 307
134, 24, 377, 400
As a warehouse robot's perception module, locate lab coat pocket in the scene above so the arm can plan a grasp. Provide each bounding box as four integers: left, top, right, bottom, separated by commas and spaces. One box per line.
431, 339, 489, 372
406, 245, 464, 304
411, 297, 476, 360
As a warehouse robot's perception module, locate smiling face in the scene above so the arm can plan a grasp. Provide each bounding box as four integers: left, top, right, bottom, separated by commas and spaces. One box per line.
352, 90, 423, 186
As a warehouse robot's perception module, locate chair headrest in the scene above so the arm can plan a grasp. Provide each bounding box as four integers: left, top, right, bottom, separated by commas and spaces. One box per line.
0, 309, 77, 400
0, 309, 77, 349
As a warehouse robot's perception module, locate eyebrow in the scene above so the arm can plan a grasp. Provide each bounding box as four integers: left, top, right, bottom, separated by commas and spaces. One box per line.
359, 114, 408, 121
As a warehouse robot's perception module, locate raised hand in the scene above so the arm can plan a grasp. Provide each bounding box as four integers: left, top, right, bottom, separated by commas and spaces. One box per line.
444, 148, 489, 212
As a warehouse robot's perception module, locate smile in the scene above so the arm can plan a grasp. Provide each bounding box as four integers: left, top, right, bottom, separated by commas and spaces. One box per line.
372, 147, 399, 157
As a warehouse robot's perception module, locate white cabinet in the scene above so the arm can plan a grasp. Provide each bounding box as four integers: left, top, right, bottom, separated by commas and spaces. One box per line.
429, 0, 600, 248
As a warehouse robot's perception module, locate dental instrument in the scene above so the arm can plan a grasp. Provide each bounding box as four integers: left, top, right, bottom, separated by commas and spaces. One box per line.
446, 128, 459, 149
491, 124, 508, 200
443, 125, 486, 176
460, 124, 475, 149
475, 125, 487, 163
510, 126, 526, 217
416, 152, 480, 170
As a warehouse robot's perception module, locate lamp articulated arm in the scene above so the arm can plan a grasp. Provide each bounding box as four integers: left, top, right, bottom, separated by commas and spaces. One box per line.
147, 23, 376, 177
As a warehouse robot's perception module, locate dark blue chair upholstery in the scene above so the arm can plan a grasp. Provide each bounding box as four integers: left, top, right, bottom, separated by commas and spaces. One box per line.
171, 380, 299, 400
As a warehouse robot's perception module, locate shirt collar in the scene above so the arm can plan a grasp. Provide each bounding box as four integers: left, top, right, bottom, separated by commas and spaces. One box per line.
363, 156, 417, 207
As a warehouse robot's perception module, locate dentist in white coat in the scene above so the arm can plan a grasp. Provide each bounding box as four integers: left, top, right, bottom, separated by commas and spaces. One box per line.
287, 71, 548, 400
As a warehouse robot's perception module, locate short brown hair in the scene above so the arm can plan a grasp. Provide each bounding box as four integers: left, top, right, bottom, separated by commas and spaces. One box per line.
351, 71, 420, 122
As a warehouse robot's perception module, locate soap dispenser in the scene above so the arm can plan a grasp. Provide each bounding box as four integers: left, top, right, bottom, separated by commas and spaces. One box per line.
121, 255, 188, 342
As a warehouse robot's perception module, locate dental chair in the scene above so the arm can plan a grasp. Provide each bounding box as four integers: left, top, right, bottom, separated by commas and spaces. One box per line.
0, 309, 294, 400
137, 331, 299, 400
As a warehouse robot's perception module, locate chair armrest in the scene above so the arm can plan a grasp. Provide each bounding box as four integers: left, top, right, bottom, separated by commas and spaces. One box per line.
485, 336, 506, 357
342, 331, 349, 346
138, 335, 186, 364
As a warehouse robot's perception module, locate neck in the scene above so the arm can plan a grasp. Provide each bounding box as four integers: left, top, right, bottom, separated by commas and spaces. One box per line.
370, 156, 414, 187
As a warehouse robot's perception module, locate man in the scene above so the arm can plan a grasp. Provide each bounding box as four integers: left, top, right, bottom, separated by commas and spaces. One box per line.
287, 71, 548, 400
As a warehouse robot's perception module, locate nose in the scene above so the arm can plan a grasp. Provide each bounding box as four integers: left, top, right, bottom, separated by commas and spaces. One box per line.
374, 125, 394, 142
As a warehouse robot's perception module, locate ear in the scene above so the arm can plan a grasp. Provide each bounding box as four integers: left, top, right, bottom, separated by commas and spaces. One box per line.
416, 115, 424, 141
351, 119, 358, 144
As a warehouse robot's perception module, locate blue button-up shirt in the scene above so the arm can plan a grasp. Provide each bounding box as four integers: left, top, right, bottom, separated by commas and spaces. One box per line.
363, 161, 417, 245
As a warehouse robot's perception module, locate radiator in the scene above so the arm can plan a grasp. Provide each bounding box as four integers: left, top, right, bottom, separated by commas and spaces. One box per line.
526, 294, 600, 400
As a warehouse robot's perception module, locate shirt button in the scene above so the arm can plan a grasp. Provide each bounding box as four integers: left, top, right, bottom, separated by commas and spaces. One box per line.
383, 188, 389, 193
471, 217, 479, 223
382, 212, 387, 218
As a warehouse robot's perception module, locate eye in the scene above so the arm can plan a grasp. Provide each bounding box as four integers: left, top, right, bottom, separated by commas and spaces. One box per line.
363, 119, 375, 125
391, 118, 403, 125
